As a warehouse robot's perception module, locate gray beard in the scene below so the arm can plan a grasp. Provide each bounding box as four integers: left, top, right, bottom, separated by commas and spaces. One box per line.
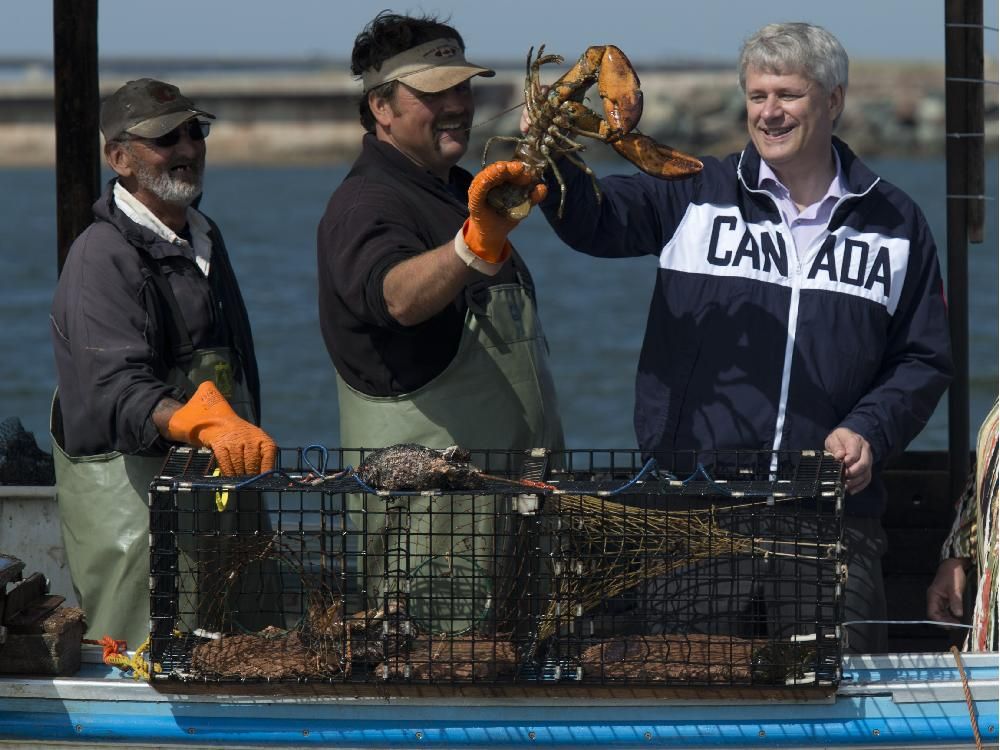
132, 154, 203, 207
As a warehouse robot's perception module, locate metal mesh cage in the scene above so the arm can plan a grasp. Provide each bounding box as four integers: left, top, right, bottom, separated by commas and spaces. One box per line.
148, 446, 844, 693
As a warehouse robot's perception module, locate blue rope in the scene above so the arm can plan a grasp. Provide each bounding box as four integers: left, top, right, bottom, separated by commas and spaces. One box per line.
182, 469, 281, 491
679, 463, 772, 497
178, 444, 331, 491
682, 463, 721, 487
183, 458, 767, 499
184, 463, 346, 492
300, 444, 329, 475
605, 457, 658, 495
349, 473, 380, 494
232, 470, 278, 489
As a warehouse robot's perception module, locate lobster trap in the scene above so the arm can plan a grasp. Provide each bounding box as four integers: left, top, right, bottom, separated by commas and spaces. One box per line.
148, 447, 845, 694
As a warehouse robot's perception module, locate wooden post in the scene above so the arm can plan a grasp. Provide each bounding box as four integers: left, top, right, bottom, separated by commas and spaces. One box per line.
53, 0, 100, 276
943, 0, 980, 502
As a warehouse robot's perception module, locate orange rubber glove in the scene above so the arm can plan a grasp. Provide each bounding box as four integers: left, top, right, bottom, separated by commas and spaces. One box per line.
455, 161, 547, 275
165, 381, 277, 476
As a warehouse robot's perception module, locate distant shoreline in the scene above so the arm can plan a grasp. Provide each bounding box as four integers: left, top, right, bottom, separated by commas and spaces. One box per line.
0, 59, 995, 166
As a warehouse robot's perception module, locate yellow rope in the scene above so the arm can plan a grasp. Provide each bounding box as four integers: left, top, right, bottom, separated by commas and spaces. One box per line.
99, 633, 166, 681
950, 645, 983, 750
536, 494, 757, 641
535, 493, 839, 642
212, 467, 230, 511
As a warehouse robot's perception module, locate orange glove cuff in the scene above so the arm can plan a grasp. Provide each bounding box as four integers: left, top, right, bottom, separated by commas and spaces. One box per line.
454, 222, 511, 275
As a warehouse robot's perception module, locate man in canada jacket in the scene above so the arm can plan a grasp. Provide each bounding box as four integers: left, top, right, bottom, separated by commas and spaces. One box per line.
535, 23, 952, 652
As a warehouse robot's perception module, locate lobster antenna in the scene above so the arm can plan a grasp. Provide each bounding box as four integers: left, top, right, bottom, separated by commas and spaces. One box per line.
469, 102, 527, 131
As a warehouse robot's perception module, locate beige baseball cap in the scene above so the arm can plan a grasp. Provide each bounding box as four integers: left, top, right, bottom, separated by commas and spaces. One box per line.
361, 38, 495, 94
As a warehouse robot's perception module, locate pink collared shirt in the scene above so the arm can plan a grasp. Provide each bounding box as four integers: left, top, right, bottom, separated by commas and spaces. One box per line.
757, 149, 847, 254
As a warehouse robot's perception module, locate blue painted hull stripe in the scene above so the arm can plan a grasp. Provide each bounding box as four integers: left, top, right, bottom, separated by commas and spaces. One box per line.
0, 707, 996, 746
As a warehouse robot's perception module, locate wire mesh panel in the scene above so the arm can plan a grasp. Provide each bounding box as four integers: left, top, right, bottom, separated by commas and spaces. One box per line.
148, 446, 844, 691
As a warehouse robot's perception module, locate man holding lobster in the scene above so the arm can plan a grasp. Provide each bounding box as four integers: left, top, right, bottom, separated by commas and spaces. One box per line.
525, 23, 952, 653
317, 9, 563, 461
316, 11, 564, 630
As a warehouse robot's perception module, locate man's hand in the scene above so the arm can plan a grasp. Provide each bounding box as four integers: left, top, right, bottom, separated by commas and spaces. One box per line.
926, 558, 970, 623
454, 161, 546, 274
824, 427, 873, 495
164, 381, 277, 476
383, 161, 545, 324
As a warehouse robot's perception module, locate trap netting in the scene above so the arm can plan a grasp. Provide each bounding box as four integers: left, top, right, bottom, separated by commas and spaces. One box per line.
148, 446, 844, 690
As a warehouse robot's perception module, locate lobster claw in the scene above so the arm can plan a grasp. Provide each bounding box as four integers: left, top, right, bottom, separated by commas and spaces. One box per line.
612, 133, 704, 180
482, 43, 702, 221
594, 45, 643, 138
552, 45, 702, 179
552, 45, 643, 141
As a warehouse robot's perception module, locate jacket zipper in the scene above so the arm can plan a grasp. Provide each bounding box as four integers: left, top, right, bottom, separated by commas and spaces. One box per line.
736, 167, 879, 462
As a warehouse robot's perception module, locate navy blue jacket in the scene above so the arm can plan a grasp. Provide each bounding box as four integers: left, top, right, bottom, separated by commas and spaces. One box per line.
541, 138, 953, 516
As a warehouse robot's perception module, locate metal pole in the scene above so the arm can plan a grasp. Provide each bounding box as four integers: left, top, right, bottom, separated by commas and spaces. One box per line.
53, 0, 100, 276
944, 0, 978, 502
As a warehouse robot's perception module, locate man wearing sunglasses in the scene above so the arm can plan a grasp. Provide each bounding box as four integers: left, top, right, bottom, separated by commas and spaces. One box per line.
319, 12, 564, 457
50, 78, 278, 647
316, 12, 565, 631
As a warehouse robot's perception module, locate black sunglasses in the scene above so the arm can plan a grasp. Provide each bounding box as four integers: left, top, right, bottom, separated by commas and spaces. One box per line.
126, 120, 211, 148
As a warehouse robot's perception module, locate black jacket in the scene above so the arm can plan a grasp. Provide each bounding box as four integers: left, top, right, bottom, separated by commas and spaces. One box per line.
51, 180, 260, 456
316, 134, 538, 396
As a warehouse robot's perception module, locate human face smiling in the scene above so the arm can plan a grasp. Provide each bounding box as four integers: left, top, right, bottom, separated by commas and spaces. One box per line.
114, 119, 207, 207
371, 79, 474, 180
745, 67, 843, 180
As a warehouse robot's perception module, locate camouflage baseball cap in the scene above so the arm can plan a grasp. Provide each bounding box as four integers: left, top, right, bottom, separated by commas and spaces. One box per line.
100, 78, 215, 141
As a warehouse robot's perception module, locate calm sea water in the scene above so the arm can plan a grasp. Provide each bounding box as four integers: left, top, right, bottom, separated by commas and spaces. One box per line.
1, 158, 996, 454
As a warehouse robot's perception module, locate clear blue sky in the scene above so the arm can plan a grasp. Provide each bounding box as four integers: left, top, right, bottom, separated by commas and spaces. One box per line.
4, 0, 998, 64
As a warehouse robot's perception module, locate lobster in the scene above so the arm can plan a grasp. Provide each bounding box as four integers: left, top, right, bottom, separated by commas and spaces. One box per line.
483, 45, 704, 218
